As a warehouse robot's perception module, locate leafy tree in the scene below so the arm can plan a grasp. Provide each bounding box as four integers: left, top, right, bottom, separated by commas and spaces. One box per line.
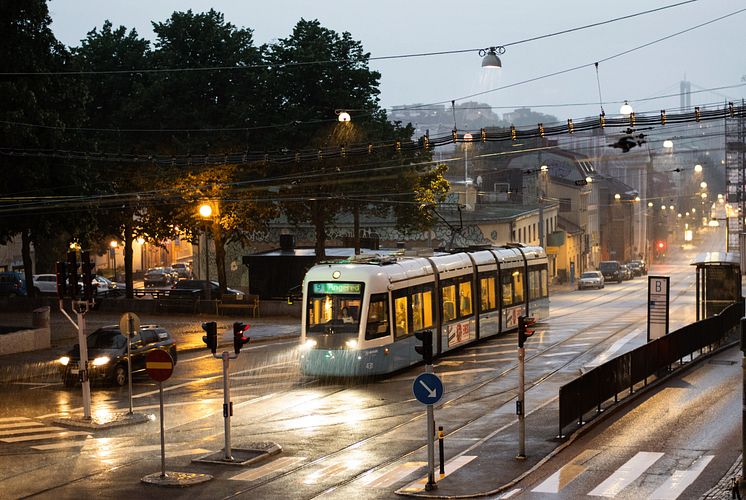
265, 19, 448, 259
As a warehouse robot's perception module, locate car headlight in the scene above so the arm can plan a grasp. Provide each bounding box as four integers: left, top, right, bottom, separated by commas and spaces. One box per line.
58, 356, 70, 366
92, 356, 111, 366
345, 339, 358, 349
302, 339, 317, 350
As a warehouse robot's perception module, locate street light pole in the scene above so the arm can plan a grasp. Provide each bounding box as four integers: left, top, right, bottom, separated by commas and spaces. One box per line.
199, 203, 213, 282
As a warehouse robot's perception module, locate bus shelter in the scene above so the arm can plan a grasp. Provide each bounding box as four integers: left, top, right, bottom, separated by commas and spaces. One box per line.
691, 251, 742, 320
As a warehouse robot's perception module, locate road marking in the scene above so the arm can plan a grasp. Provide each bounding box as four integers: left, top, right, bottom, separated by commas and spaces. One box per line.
585, 329, 642, 368
532, 449, 601, 493
448, 349, 516, 359
465, 357, 513, 364
0, 417, 31, 423
499, 488, 522, 498
0, 421, 45, 430
229, 456, 306, 482
32, 439, 93, 450
304, 460, 351, 484
588, 451, 664, 497
360, 462, 427, 488
0, 426, 68, 436
1, 431, 90, 443
232, 372, 300, 382
542, 351, 580, 358
400, 455, 477, 492
649, 455, 714, 500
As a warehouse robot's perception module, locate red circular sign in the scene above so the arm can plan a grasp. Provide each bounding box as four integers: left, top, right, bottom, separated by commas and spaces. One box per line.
145, 349, 174, 382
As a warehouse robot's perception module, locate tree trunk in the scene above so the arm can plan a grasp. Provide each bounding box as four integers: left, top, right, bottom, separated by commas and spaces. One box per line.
124, 221, 134, 299
312, 199, 327, 261
213, 220, 228, 295
21, 229, 34, 297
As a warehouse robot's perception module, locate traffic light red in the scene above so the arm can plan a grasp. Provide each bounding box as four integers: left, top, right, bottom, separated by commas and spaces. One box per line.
518, 316, 536, 348
657, 240, 666, 250
233, 322, 250, 354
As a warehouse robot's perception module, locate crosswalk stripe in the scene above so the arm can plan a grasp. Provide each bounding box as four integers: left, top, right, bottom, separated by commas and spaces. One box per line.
304, 461, 349, 484
649, 455, 714, 500
1, 431, 90, 443
400, 455, 477, 493
0, 417, 31, 423
588, 451, 664, 497
0, 422, 45, 430
32, 440, 92, 450
360, 461, 427, 487
532, 449, 601, 493
0, 426, 67, 436
230, 456, 306, 482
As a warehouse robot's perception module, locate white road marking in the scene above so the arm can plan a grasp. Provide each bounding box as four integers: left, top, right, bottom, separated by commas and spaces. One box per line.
649, 455, 714, 500
532, 449, 601, 493
585, 329, 642, 368
304, 460, 351, 484
499, 488, 522, 498
588, 451, 664, 497
359, 462, 426, 487
231, 372, 299, 382
1, 431, 90, 443
0, 417, 31, 423
32, 439, 93, 450
542, 351, 580, 357
0, 426, 67, 436
400, 455, 477, 492
0, 421, 44, 430
229, 456, 306, 482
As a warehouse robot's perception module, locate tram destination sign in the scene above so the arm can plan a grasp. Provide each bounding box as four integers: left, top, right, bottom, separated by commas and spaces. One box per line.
312, 282, 361, 295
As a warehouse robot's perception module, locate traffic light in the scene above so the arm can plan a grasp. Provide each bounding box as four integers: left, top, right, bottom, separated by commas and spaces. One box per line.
233, 322, 251, 354
66, 251, 79, 299
414, 329, 433, 364
81, 251, 95, 302
656, 240, 666, 252
202, 321, 218, 354
518, 316, 536, 348
55, 261, 68, 299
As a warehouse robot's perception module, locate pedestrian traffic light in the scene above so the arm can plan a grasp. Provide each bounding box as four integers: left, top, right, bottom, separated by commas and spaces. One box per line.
233, 322, 250, 354
81, 251, 95, 302
202, 321, 218, 354
55, 261, 67, 299
518, 316, 536, 348
414, 329, 433, 364
66, 251, 79, 299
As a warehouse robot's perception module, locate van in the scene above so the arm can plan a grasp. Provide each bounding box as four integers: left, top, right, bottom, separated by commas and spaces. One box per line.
598, 261, 622, 283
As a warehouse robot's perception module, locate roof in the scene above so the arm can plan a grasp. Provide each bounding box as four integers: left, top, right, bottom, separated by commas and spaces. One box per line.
690, 252, 741, 266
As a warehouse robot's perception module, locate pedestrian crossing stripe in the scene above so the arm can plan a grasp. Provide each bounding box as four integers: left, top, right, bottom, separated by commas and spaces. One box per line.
648, 455, 714, 500
532, 449, 601, 493
359, 461, 427, 488
400, 455, 477, 492
0, 421, 45, 430
304, 460, 350, 484
588, 451, 664, 497
0, 417, 32, 423
229, 456, 306, 482
1, 430, 90, 443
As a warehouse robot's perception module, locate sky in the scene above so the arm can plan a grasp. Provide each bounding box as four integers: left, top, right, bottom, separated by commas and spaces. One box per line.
47, 0, 746, 126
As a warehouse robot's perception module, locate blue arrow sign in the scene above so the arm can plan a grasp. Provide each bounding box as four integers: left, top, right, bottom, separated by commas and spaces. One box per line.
413, 372, 444, 405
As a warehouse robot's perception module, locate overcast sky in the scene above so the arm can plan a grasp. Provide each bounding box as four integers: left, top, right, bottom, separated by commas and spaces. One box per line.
48, 0, 746, 125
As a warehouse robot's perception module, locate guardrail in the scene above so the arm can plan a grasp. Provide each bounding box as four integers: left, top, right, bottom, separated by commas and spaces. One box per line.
558, 300, 744, 437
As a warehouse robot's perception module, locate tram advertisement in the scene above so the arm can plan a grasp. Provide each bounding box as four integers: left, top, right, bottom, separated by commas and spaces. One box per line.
446, 320, 474, 347
504, 306, 523, 330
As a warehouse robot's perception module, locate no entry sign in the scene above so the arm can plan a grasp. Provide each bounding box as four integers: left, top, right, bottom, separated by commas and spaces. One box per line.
146, 350, 174, 382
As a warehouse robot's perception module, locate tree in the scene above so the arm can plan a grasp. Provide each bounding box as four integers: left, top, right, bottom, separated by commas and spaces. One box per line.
265, 19, 448, 259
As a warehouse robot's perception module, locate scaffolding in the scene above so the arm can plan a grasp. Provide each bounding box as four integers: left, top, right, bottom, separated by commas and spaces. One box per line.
724, 100, 745, 253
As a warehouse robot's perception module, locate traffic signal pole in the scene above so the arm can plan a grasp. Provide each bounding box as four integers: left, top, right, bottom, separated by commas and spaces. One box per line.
425, 361, 436, 491
517, 341, 526, 459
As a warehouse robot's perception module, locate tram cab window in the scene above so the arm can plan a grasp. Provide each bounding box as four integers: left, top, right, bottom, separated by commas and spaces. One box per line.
458, 281, 473, 317
394, 296, 409, 338
512, 270, 524, 303
365, 293, 389, 340
479, 274, 497, 312
501, 273, 514, 307
441, 284, 457, 322
411, 288, 434, 331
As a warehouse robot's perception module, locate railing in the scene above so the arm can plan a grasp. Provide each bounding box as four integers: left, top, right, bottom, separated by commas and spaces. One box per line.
558, 301, 744, 437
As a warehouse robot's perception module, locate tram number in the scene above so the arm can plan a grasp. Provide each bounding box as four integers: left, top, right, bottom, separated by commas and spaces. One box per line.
366, 362, 374, 370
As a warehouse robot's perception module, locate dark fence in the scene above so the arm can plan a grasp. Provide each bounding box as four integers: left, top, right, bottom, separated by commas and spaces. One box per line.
558, 301, 743, 436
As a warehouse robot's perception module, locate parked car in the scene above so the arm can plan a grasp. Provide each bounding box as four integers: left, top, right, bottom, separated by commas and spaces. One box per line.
0, 272, 27, 297
171, 279, 244, 300
598, 261, 623, 283
627, 260, 647, 276
57, 324, 177, 387
33, 273, 57, 295
144, 267, 177, 288
620, 264, 633, 281
171, 262, 193, 279
577, 271, 605, 290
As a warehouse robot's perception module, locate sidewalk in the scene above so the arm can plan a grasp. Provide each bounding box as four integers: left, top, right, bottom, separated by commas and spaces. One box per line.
0, 309, 300, 383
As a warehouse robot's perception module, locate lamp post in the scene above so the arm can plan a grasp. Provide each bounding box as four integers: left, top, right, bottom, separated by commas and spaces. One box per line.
199, 203, 213, 282
110, 240, 118, 282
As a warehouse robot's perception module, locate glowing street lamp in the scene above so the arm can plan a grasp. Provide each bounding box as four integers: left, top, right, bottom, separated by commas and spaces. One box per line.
619, 100, 633, 116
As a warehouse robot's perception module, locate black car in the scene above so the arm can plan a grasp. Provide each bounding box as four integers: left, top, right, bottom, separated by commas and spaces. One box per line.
144, 267, 177, 288
627, 260, 647, 276
598, 260, 623, 283
0, 272, 27, 297
171, 279, 244, 300
58, 325, 177, 387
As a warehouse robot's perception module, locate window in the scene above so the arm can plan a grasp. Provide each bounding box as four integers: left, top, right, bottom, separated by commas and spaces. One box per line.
458, 281, 473, 317
411, 288, 434, 332
501, 272, 514, 307
513, 269, 524, 303
528, 266, 547, 300
365, 293, 389, 340
479, 274, 497, 312
441, 284, 457, 322
394, 295, 409, 338
140, 330, 159, 344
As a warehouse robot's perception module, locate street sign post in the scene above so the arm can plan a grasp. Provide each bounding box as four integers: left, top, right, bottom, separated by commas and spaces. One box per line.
647, 276, 670, 341
119, 312, 141, 414
413, 371, 443, 491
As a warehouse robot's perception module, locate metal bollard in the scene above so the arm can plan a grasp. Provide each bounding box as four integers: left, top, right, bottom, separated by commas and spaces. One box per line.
438, 426, 445, 476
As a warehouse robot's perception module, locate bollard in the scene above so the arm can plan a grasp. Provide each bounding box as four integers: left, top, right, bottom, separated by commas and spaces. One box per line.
438, 426, 445, 476
32, 306, 50, 329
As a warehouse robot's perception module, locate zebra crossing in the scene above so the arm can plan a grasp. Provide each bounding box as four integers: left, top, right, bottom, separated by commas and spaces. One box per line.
0, 416, 90, 449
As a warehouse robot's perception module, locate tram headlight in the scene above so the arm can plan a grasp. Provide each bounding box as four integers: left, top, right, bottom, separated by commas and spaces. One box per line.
345, 339, 358, 349
303, 339, 317, 350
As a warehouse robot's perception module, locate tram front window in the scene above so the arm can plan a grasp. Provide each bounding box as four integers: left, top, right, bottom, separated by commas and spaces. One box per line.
306, 282, 363, 334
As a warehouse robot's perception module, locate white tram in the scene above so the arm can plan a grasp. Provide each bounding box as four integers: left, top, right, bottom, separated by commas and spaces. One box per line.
299, 245, 549, 376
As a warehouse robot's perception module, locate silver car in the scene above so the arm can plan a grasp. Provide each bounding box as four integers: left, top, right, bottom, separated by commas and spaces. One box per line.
578, 271, 605, 290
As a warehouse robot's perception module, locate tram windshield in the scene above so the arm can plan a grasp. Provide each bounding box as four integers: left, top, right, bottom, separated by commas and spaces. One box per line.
306, 282, 363, 334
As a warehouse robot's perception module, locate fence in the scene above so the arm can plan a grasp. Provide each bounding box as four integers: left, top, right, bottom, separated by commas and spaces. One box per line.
558, 301, 744, 437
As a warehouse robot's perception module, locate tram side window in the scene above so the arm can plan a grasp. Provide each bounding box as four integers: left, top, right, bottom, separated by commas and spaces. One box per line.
365, 293, 390, 340
479, 274, 497, 312
458, 281, 473, 317
394, 296, 409, 338
528, 266, 548, 299
513, 270, 524, 303
411, 288, 434, 331
541, 269, 548, 297
441, 284, 457, 322
501, 273, 514, 307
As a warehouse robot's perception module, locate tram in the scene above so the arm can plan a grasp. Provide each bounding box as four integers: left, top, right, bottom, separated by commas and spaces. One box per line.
299, 245, 549, 377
